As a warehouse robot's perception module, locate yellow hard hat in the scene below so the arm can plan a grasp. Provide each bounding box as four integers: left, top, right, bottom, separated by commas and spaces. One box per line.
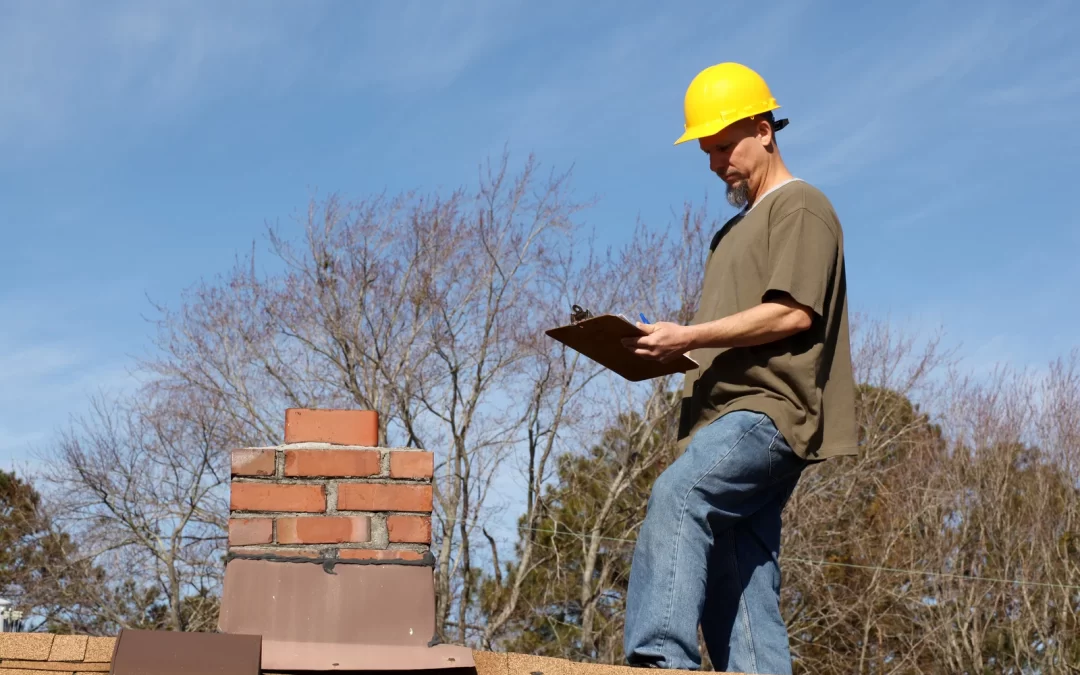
674, 62, 784, 145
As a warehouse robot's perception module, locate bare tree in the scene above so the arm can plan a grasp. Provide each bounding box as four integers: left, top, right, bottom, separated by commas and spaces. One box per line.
779, 322, 1080, 673
482, 308, 1078, 672
926, 355, 1080, 672
29, 141, 1078, 670
475, 204, 713, 655
139, 152, 624, 640
40, 385, 232, 633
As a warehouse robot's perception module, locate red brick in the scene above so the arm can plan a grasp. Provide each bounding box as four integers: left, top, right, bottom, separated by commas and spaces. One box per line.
231, 448, 276, 476
228, 518, 273, 545
285, 408, 378, 446
276, 516, 371, 544
387, 515, 431, 544
231, 483, 325, 513
229, 546, 323, 559
285, 449, 380, 477
389, 451, 434, 479
339, 548, 425, 562
337, 484, 432, 512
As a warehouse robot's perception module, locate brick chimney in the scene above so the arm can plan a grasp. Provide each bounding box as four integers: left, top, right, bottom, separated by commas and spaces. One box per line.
228, 408, 434, 564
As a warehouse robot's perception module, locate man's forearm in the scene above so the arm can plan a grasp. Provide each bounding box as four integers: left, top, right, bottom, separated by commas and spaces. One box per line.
687, 299, 812, 350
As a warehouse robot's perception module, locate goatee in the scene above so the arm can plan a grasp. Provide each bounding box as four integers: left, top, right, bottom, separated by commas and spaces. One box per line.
726, 180, 750, 209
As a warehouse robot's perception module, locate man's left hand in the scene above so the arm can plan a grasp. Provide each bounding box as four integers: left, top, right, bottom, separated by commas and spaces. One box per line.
622, 322, 695, 362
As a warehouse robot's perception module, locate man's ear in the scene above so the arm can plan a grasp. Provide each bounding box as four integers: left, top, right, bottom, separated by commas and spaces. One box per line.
756, 117, 774, 147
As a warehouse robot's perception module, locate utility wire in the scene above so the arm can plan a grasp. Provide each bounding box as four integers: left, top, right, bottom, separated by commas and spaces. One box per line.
514, 525, 1080, 593
782, 557, 1080, 592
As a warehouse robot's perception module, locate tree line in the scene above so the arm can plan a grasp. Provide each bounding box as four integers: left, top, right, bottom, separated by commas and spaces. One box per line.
3, 154, 1077, 673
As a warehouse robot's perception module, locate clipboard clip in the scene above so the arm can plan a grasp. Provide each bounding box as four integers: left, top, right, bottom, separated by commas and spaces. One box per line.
570, 304, 593, 324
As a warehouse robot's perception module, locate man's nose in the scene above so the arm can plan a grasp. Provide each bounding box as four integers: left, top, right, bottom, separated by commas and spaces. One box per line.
709, 153, 725, 174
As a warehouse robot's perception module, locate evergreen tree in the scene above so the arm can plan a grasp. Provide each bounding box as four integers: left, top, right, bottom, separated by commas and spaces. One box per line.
0, 469, 104, 632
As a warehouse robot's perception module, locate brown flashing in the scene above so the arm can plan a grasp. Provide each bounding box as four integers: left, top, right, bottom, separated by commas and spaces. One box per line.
219, 558, 474, 670
108, 628, 260, 674
259, 641, 477, 671
226, 548, 435, 570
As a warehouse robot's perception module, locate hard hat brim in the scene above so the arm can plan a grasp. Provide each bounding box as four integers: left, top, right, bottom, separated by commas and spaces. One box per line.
674, 103, 782, 146
674, 119, 729, 145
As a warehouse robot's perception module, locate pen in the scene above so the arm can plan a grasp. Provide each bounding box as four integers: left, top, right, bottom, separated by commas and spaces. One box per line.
639, 313, 650, 324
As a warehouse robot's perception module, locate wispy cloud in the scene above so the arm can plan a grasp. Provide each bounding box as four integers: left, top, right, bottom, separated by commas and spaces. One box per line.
484, 0, 814, 156
0, 1, 312, 151
0, 0, 520, 154
334, 0, 528, 94
0, 283, 143, 468
876, 183, 986, 231
0, 343, 88, 382
0, 346, 137, 462
785, 0, 1079, 186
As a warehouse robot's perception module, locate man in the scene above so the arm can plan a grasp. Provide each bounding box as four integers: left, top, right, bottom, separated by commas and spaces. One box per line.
620, 62, 858, 674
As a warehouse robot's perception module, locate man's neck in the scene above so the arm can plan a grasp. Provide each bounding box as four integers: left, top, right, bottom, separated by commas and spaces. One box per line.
748, 159, 795, 208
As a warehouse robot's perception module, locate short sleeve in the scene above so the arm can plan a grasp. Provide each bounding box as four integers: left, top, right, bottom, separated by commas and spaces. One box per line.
764, 207, 838, 317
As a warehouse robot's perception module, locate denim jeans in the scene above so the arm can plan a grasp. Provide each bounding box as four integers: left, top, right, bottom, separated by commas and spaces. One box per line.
624, 410, 808, 674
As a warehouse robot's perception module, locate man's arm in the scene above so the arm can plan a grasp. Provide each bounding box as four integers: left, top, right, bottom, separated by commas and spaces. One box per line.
625, 204, 839, 362
622, 294, 812, 362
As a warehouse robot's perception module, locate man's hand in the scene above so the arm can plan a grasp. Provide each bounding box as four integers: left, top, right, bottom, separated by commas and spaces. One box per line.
620, 298, 814, 361
621, 322, 696, 362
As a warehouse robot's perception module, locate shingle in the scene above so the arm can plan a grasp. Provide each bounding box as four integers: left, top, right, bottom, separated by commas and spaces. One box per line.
0, 634, 54, 660
508, 653, 578, 675
2, 662, 107, 671
48, 635, 88, 662
474, 650, 510, 675
81, 638, 116, 663
506, 653, 708, 675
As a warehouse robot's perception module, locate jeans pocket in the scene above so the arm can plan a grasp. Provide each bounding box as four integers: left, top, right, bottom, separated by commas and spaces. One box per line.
766, 429, 804, 481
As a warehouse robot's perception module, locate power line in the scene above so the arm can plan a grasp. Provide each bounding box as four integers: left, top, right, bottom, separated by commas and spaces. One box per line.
515, 526, 1080, 593
783, 558, 1080, 592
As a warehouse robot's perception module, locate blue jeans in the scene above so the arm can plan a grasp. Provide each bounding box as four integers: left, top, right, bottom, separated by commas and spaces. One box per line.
624, 410, 808, 674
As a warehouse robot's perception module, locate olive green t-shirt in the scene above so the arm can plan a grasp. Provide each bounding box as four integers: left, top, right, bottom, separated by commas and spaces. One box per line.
678, 179, 858, 460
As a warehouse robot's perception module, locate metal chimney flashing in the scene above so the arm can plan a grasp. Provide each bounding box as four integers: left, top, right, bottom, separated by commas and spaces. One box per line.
109, 627, 261, 675
259, 639, 474, 671
219, 557, 475, 671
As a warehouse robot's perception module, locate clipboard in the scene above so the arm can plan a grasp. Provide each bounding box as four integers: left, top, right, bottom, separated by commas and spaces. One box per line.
545, 305, 699, 382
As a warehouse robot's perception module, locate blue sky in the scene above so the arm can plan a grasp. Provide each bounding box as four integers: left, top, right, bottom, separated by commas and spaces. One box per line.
2, 0, 1079, 471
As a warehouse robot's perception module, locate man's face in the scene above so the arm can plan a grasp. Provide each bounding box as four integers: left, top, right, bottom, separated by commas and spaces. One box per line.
698, 118, 769, 208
